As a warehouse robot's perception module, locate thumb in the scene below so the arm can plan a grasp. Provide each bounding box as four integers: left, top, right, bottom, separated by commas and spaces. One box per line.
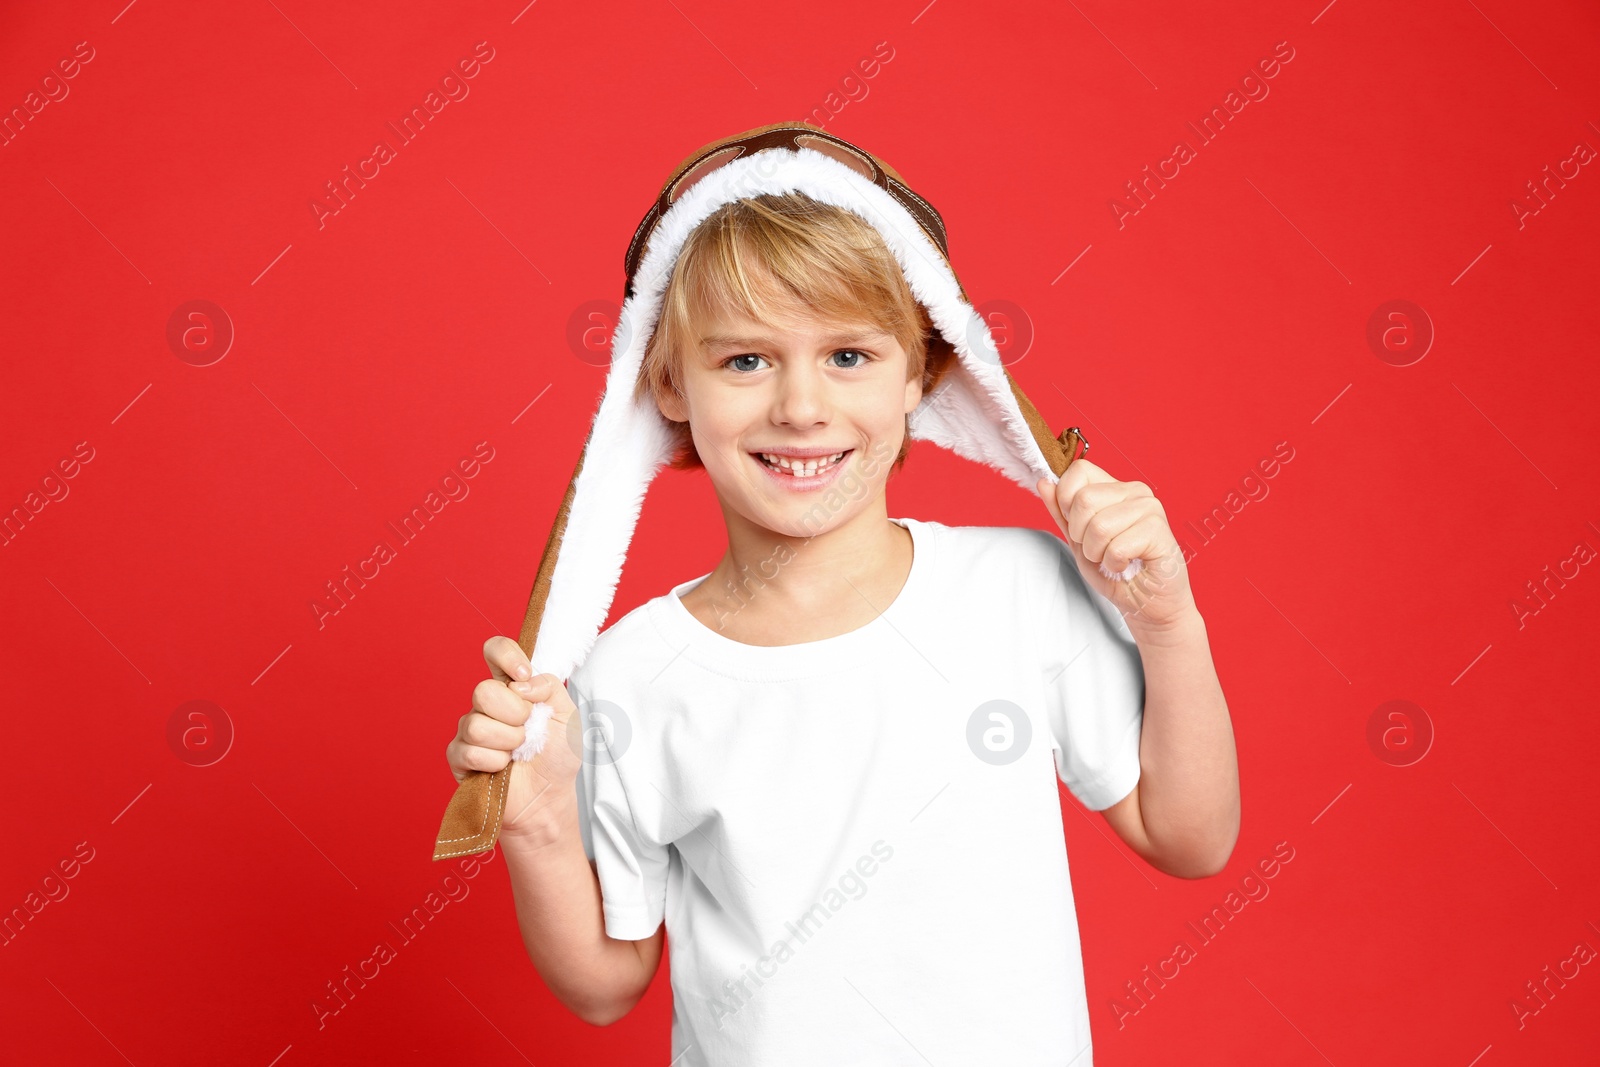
1036, 476, 1066, 533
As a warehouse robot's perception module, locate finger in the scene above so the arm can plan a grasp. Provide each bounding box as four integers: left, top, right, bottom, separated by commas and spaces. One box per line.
1055, 460, 1119, 536
1077, 497, 1155, 565
514, 673, 569, 708
1099, 514, 1165, 576
483, 634, 533, 683
472, 676, 532, 727
1037, 477, 1065, 530
1064, 478, 1142, 546
447, 737, 511, 776
458, 709, 527, 752
1055, 457, 1114, 511
525, 674, 578, 728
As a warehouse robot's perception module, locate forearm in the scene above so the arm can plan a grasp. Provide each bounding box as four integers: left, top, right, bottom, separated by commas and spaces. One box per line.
1128, 609, 1239, 875
501, 791, 652, 1024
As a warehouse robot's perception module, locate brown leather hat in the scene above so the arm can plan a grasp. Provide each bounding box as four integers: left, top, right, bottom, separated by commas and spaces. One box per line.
621, 120, 962, 303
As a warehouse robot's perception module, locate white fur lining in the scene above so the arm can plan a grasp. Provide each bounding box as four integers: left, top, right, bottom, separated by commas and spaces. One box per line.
513, 146, 1060, 760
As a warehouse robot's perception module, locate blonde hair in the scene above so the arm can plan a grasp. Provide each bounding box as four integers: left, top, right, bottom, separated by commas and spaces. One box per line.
634, 191, 954, 472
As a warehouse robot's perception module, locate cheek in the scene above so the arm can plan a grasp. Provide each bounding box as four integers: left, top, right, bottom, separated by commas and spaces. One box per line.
684, 400, 749, 459
864, 382, 913, 429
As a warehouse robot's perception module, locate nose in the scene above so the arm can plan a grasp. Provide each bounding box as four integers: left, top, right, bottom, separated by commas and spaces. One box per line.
772, 358, 831, 428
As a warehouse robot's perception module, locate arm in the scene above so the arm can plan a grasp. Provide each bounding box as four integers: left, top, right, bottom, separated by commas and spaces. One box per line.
1100, 608, 1239, 879
502, 786, 665, 1025
1035, 464, 1239, 879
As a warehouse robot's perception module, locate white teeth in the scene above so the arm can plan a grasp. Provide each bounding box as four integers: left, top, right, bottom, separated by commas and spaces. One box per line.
759, 451, 847, 477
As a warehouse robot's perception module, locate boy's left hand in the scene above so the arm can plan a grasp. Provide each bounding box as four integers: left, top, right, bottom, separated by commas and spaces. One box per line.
1036, 459, 1197, 636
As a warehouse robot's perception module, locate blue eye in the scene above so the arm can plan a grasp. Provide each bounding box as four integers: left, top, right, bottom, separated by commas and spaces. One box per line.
719, 350, 875, 372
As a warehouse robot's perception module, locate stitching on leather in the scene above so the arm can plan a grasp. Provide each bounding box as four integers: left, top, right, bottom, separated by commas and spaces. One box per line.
886, 176, 941, 225
625, 126, 934, 293
885, 181, 947, 252
885, 186, 950, 258
433, 767, 509, 857
667, 145, 748, 205
435, 770, 496, 842
793, 133, 879, 182
625, 203, 662, 282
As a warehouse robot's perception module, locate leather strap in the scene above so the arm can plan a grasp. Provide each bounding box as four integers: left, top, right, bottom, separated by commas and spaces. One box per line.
430, 371, 1087, 860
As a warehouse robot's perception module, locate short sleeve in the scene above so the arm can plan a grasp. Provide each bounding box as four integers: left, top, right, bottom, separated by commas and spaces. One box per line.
572, 762, 595, 860
568, 669, 670, 940
1034, 531, 1146, 811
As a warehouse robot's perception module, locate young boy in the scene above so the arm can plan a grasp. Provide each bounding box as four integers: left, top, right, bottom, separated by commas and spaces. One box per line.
446, 127, 1238, 1065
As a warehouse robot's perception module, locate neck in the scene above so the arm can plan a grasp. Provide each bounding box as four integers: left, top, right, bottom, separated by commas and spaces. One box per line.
705, 494, 908, 617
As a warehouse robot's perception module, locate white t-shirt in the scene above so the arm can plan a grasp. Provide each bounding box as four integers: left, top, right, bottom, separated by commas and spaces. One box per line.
568, 516, 1145, 1066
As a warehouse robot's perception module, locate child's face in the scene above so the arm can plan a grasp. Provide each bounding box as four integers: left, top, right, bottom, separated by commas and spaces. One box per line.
656, 301, 923, 536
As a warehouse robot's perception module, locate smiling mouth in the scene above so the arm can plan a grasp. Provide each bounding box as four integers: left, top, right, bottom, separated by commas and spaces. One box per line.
753, 450, 852, 478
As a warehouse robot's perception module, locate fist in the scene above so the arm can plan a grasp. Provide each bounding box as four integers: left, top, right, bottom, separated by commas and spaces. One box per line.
444, 636, 584, 844
1036, 459, 1196, 635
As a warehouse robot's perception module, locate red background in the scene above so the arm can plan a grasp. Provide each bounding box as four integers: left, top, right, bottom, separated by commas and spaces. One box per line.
3, 0, 1598, 1063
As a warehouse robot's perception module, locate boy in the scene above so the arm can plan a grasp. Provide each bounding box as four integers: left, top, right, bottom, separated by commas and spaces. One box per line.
445, 124, 1238, 1065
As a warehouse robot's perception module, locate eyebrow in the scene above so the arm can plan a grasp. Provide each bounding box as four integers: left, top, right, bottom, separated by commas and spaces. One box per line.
700, 329, 890, 349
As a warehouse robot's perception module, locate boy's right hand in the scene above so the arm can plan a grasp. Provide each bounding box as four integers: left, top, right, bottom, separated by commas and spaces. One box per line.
445, 636, 584, 846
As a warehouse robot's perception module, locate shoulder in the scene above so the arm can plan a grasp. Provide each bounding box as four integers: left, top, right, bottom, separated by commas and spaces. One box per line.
904, 518, 1073, 619
914, 518, 1068, 574
567, 589, 678, 687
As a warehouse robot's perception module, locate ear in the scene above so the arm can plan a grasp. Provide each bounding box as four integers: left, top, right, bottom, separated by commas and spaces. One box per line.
655, 383, 688, 423
903, 367, 924, 414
